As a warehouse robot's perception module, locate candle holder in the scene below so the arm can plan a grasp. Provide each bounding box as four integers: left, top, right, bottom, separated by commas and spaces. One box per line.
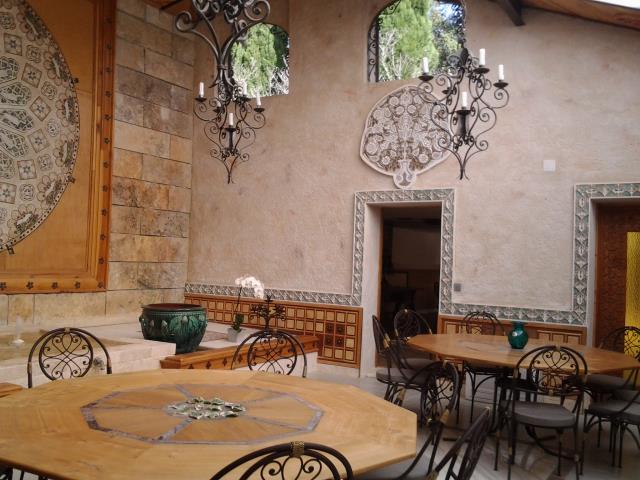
176, 1, 271, 184
415, 0, 510, 180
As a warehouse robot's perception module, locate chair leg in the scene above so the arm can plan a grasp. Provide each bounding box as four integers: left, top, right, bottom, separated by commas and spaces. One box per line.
494, 413, 502, 471
557, 428, 563, 477
508, 420, 518, 480
469, 372, 476, 424
610, 422, 618, 467
618, 423, 625, 468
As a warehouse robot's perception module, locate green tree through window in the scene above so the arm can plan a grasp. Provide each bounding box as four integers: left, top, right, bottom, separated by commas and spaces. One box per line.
231, 24, 289, 97
370, 0, 463, 82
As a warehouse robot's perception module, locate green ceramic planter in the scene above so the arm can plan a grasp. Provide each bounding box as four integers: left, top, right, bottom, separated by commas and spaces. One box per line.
139, 303, 207, 354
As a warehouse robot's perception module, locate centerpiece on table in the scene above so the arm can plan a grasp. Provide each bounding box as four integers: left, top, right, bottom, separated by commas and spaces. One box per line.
228, 275, 265, 341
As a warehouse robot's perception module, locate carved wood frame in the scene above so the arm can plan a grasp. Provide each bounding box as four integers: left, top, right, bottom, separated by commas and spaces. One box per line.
0, 0, 115, 294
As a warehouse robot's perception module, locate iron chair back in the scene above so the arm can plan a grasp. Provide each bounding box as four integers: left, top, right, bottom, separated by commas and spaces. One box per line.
231, 329, 308, 377
463, 311, 505, 336
27, 327, 112, 388
393, 308, 433, 340
210, 441, 354, 480
598, 326, 640, 358
426, 408, 491, 480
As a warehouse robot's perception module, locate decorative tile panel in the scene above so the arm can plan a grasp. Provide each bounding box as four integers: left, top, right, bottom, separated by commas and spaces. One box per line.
185, 183, 640, 328
185, 295, 362, 369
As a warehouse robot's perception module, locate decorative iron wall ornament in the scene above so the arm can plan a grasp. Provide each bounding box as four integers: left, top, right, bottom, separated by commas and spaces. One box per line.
175, 0, 269, 183
0, 0, 79, 253
417, 0, 509, 179
360, 85, 450, 189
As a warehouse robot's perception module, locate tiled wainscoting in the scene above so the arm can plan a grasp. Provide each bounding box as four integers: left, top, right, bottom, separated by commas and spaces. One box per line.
185, 294, 362, 369
438, 315, 587, 344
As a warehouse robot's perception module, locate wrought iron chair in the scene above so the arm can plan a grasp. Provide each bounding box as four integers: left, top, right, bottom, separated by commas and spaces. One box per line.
583, 388, 640, 468
373, 315, 430, 407
210, 441, 354, 479
459, 311, 510, 424
361, 361, 459, 479
582, 326, 640, 399
0, 465, 11, 480
425, 407, 491, 480
494, 345, 588, 480
393, 308, 433, 339
231, 300, 307, 377
27, 327, 112, 388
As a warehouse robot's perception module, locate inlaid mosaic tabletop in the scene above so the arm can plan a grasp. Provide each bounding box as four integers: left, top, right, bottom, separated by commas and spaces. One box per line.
82, 383, 323, 445
0, 370, 416, 479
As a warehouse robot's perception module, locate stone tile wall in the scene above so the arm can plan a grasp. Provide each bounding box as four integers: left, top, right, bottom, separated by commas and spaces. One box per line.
0, 0, 193, 329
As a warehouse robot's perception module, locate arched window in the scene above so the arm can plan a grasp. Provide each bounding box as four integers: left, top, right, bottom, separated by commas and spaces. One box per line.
368, 0, 464, 83
231, 23, 289, 97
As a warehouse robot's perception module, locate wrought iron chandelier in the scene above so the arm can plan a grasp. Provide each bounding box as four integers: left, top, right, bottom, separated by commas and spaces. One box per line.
417, 0, 510, 180
174, 0, 270, 183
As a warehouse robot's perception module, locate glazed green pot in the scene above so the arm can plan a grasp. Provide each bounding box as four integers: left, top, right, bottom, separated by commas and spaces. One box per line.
139, 303, 207, 354
507, 321, 529, 349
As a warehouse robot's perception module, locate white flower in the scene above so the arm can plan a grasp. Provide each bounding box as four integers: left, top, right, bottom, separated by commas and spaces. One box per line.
235, 275, 264, 297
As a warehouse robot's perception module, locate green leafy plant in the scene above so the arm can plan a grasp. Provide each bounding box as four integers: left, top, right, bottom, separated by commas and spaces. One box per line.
232, 313, 245, 332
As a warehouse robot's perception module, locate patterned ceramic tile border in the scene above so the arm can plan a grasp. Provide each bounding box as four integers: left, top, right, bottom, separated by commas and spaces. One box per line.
185, 182, 640, 326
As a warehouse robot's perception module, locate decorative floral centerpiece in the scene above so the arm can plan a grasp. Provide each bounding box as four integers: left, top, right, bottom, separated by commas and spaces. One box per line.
228, 275, 265, 341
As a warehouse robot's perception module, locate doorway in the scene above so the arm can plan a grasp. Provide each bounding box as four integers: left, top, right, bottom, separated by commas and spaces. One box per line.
595, 203, 640, 346
379, 206, 442, 335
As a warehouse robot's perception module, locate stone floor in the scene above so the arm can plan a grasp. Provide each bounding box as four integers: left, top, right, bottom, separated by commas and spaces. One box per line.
309, 371, 639, 480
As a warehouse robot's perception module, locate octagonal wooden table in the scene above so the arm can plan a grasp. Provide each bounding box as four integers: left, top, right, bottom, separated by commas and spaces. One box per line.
0, 369, 416, 480
407, 333, 640, 373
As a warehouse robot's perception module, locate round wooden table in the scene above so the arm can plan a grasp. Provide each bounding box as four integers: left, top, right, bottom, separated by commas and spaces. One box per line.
407, 333, 640, 373
0, 369, 416, 480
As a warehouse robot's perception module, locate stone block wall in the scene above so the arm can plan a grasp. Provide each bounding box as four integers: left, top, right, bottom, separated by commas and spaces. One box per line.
0, 0, 193, 329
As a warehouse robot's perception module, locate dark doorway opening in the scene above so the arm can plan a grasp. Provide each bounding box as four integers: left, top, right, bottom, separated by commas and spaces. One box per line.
379, 205, 442, 335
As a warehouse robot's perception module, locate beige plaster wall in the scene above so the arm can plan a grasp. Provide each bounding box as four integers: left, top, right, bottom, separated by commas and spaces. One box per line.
0, 0, 193, 330
188, 1, 640, 314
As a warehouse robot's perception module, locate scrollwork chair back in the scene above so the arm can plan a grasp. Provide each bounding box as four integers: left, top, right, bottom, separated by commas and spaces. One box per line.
426, 408, 491, 480
231, 330, 308, 377
27, 327, 112, 388
393, 308, 432, 339
210, 441, 354, 480
599, 326, 640, 358
462, 310, 504, 336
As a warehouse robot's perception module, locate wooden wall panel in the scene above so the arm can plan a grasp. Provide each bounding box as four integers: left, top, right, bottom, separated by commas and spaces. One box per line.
0, 0, 115, 293
595, 205, 640, 346
438, 314, 586, 345
185, 294, 362, 369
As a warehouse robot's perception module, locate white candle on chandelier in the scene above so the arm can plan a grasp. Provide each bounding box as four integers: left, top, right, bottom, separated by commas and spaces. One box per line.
498, 64, 505, 81
198, 81, 205, 98
422, 57, 429, 74
478, 48, 486, 66
228, 112, 235, 127
461, 92, 469, 109
256, 92, 262, 107
242, 82, 248, 96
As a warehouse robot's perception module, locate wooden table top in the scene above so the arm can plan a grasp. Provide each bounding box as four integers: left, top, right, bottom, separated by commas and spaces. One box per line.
0, 369, 416, 480
408, 333, 640, 374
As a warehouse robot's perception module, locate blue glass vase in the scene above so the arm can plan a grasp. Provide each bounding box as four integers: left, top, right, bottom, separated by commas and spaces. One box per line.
507, 321, 529, 349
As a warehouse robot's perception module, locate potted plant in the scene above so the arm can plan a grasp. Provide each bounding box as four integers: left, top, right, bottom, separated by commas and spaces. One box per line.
228, 275, 264, 342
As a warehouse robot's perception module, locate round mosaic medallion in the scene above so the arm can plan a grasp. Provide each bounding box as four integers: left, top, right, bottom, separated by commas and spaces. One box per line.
0, 0, 79, 251
360, 85, 450, 189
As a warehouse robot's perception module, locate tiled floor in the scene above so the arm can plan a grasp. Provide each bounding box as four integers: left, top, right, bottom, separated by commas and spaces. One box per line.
309, 371, 639, 480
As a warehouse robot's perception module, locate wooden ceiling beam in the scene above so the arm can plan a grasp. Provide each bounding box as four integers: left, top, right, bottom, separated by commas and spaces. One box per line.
492, 0, 525, 26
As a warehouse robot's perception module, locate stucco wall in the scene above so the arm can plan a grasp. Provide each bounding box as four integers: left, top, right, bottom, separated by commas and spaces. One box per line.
188, 1, 640, 317
0, 0, 193, 329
